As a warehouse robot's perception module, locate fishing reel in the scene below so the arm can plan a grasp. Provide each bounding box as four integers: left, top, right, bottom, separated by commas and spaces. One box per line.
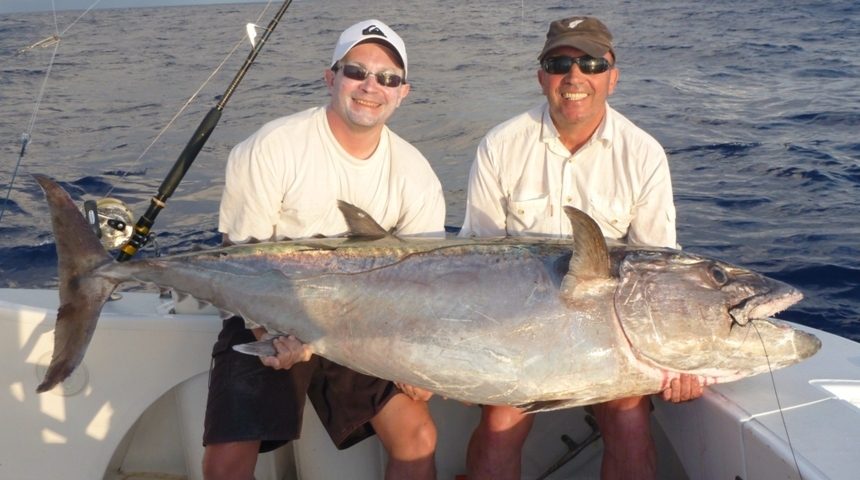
81, 198, 135, 250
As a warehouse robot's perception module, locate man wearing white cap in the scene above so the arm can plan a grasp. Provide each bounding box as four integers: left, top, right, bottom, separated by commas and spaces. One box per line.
460, 16, 703, 480
202, 19, 442, 480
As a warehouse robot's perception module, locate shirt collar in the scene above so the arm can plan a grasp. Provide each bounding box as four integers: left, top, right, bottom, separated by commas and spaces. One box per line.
539, 102, 613, 156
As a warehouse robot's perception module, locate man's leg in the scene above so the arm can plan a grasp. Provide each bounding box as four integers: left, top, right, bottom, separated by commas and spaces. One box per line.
591, 395, 656, 480
202, 440, 261, 480
370, 393, 437, 480
466, 405, 535, 480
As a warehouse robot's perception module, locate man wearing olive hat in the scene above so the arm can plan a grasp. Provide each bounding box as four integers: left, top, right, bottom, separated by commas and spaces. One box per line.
461, 16, 704, 480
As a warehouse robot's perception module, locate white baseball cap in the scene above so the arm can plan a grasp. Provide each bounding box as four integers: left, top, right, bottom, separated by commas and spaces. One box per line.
331, 19, 408, 80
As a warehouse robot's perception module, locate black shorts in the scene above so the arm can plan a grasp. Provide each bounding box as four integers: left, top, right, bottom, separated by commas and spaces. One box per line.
203, 316, 399, 453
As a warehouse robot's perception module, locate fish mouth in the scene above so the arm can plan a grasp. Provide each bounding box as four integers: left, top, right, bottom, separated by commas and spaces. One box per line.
730, 288, 803, 326
710, 316, 822, 378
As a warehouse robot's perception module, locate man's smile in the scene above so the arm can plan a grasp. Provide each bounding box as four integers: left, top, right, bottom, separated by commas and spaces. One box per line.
562, 92, 588, 101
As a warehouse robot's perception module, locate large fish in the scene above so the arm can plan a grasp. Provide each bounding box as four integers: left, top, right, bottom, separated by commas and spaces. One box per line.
34, 175, 819, 410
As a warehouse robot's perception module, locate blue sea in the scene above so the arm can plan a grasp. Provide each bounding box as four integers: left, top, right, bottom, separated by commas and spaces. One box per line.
1, 0, 858, 340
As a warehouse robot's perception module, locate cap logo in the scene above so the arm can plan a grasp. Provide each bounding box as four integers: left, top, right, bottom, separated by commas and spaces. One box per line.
567, 19, 584, 30
362, 25, 386, 37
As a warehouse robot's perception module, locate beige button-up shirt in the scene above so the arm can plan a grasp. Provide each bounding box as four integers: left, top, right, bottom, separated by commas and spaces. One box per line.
460, 103, 677, 248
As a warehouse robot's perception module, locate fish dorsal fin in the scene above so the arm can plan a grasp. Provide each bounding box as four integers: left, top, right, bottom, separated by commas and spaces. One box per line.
336, 200, 392, 240
561, 206, 611, 296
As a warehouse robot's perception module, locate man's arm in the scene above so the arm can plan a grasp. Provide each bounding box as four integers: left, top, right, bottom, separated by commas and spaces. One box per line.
221, 233, 315, 370
460, 138, 508, 237
218, 134, 285, 244
219, 133, 318, 371
627, 149, 678, 248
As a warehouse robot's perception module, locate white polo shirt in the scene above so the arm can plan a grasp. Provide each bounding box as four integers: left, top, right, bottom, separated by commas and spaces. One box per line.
460, 103, 677, 248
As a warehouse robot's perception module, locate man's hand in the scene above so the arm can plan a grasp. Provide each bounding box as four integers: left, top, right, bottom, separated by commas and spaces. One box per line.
260, 335, 313, 370
661, 373, 704, 403
395, 382, 434, 402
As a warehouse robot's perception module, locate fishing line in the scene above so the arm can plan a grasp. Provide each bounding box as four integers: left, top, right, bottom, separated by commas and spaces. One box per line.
1, 0, 102, 223
2, 0, 282, 230
104, 35, 245, 198
0, 40, 59, 224
57, 0, 103, 37
104, 0, 280, 199
116, 0, 294, 261
751, 320, 804, 480
2, 1, 59, 223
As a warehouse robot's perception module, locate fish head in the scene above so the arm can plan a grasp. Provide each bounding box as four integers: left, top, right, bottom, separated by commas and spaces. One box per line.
612, 248, 819, 377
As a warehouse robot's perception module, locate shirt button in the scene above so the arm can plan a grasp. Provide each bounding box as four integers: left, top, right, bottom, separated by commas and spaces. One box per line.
565, 196, 572, 203
517, 209, 525, 215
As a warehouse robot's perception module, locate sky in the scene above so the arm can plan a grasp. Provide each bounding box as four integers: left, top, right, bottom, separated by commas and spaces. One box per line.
0, 0, 263, 15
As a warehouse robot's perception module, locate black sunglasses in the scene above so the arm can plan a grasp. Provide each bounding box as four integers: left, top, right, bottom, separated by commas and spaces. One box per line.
541, 55, 613, 75
333, 63, 405, 88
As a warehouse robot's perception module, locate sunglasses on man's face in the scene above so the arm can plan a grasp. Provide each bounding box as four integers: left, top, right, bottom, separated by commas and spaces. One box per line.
334, 63, 405, 88
541, 55, 613, 75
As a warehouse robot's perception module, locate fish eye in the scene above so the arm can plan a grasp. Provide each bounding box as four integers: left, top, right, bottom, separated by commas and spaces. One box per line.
709, 264, 728, 286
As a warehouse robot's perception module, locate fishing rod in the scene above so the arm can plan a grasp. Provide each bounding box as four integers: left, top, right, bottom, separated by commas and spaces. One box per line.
116, 0, 293, 262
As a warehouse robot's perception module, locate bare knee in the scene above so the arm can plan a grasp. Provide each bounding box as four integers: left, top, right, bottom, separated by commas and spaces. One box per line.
202, 441, 260, 480
468, 406, 533, 480
470, 405, 534, 461
373, 394, 437, 459
397, 409, 437, 458
478, 405, 534, 439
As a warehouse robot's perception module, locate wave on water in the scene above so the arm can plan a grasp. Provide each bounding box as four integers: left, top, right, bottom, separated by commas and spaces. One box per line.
778, 263, 860, 340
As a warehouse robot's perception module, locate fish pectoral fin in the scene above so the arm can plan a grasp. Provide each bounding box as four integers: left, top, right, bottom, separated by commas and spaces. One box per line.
515, 399, 570, 413
232, 339, 277, 357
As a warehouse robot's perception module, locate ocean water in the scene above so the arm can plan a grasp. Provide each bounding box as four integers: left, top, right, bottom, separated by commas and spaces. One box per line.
1, 0, 858, 340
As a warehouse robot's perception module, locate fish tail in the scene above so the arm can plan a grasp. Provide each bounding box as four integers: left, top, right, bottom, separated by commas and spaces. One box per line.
33, 174, 118, 393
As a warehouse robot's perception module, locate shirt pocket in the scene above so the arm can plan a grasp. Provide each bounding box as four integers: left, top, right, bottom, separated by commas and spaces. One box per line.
506, 194, 551, 233
587, 197, 634, 238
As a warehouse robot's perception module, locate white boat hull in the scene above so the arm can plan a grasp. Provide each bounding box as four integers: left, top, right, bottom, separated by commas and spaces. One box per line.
654, 323, 860, 480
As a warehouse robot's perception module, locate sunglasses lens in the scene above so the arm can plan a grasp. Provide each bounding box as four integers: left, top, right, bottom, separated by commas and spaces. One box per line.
341, 64, 368, 81
542, 57, 573, 75
340, 64, 403, 87
580, 57, 610, 74
542, 56, 611, 75
377, 73, 403, 87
